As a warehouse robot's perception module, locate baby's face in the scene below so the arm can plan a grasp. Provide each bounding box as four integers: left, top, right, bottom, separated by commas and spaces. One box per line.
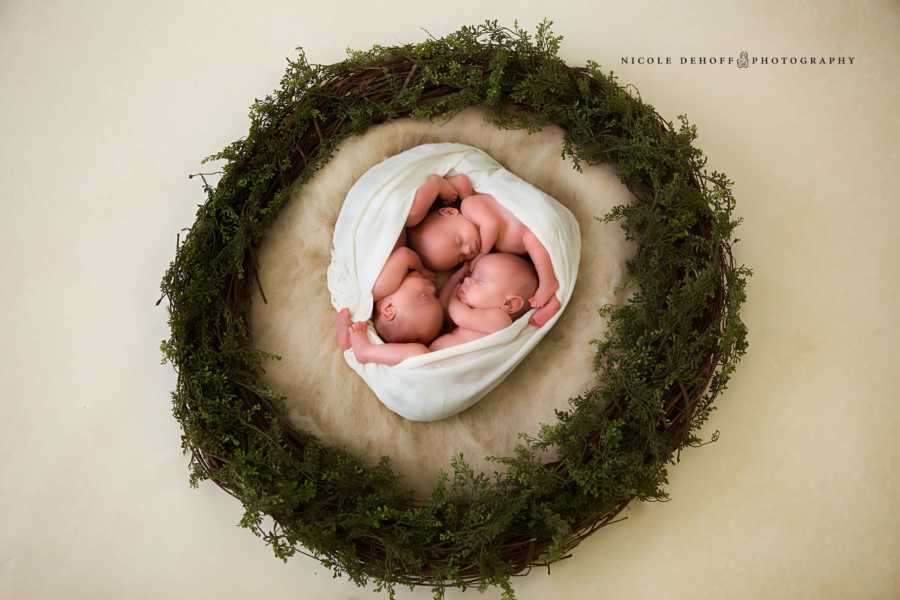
456, 254, 519, 310
409, 208, 480, 271
390, 271, 444, 341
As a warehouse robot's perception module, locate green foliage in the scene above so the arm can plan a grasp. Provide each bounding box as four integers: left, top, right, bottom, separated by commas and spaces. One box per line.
158, 18, 751, 599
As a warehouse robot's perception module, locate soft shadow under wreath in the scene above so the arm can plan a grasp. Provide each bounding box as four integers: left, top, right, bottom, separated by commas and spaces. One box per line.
158, 19, 751, 600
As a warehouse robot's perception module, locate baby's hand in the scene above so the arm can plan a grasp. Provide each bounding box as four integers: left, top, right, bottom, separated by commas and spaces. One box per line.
444, 173, 474, 199
416, 266, 437, 282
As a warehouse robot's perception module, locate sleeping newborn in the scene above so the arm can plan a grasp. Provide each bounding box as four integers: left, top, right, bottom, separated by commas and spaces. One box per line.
335, 245, 443, 366
429, 252, 538, 351
407, 183, 562, 327
334, 172, 466, 366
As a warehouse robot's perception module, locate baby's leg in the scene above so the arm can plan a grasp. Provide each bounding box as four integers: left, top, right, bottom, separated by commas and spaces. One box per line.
335, 308, 352, 349
348, 322, 430, 366
428, 326, 485, 351
529, 296, 561, 328
522, 229, 560, 308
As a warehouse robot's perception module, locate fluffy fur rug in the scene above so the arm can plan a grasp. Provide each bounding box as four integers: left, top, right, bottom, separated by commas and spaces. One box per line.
247, 106, 637, 500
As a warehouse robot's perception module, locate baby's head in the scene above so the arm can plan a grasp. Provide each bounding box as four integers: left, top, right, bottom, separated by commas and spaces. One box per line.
408, 207, 481, 271
456, 253, 538, 321
373, 271, 444, 344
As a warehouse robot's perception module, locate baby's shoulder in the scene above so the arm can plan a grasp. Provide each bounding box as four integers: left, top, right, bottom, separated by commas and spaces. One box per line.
460, 193, 499, 221
461, 192, 496, 209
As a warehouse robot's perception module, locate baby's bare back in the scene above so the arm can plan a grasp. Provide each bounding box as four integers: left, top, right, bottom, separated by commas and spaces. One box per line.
463, 194, 529, 254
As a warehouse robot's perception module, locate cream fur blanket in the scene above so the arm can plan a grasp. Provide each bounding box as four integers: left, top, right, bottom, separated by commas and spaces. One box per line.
326, 142, 581, 422
247, 106, 636, 500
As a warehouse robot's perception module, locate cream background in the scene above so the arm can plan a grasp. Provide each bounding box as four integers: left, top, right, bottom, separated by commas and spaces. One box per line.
1, 1, 898, 599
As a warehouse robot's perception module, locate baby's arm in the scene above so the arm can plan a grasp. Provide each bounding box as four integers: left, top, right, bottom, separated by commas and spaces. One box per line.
477, 218, 499, 257
447, 294, 512, 334
406, 174, 458, 227
461, 194, 500, 255
348, 322, 429, 366
372, 247, 434, 301
438, 263, 469, 311
522, 229, 559, 308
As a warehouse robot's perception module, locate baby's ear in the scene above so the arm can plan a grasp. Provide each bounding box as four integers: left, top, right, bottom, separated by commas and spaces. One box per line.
437, 207, 459, 217
504, 296, 525, 314
379, 301, 397, 321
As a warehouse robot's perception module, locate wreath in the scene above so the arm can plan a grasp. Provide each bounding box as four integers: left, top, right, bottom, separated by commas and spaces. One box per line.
158, 19, 751, 600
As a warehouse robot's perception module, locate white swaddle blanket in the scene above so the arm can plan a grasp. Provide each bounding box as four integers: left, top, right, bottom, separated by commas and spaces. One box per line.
326, 142, 581, 422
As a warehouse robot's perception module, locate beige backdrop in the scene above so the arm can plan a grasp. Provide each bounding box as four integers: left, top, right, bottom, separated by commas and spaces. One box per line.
1, 1, 898, 599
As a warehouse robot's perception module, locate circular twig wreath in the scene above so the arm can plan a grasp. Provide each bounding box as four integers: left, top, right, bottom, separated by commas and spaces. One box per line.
158, 19, 751, 600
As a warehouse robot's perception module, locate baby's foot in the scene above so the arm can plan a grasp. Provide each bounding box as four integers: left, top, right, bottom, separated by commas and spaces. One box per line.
444, 173, 474, 199
529, 278, 560, 309
348, 321, 372, 363
529, 296, 561, 327
335, 308, 352, 350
